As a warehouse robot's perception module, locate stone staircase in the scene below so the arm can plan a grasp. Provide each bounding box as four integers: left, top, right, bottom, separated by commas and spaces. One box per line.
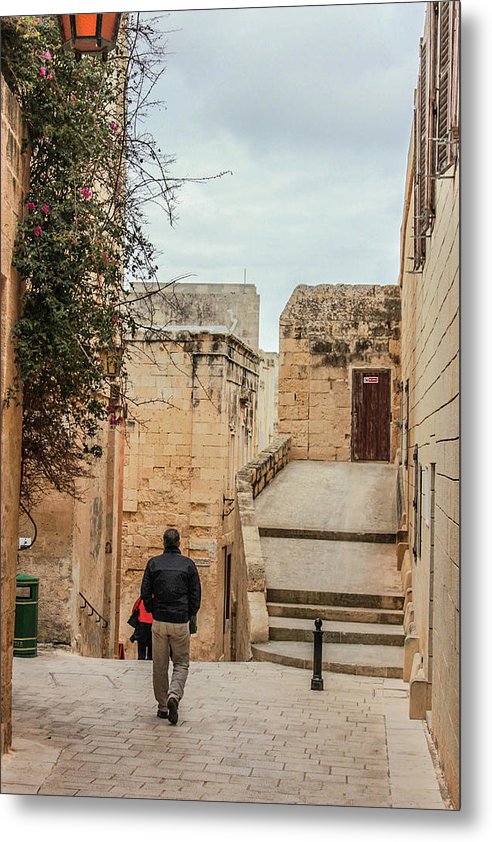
251, 461, 404, 679
252, 585, 404, 678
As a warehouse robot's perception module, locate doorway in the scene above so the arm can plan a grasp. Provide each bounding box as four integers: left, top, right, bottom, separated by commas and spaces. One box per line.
351, 369, 391, 461
222, 546, 232, 659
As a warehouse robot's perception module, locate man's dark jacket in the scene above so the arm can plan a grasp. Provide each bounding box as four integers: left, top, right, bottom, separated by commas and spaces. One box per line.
141, 546, 201, 624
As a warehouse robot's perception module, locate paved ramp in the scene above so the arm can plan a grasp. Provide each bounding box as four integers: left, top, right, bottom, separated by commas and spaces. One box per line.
255, 461, 398, 534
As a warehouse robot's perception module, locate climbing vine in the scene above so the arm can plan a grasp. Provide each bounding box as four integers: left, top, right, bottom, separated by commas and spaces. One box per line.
1, 14, 227, 510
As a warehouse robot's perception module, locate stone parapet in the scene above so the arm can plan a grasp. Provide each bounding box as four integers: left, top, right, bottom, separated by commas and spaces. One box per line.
238, 435, 290, 500
232, 436, 291, 660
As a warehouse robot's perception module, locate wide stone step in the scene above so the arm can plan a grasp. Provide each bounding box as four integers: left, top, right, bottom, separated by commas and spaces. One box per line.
259, 526, 397, 544
267, 601, 404, 625
267, 588, 404, 611
268, 616, 404, 646
251, 641, 404, 679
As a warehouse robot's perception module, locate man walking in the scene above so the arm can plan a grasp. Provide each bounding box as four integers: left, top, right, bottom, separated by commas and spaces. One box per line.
140, 528, 201, 725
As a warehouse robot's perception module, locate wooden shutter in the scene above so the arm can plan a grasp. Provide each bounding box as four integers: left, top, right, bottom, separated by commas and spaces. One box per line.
450, 2, 460, 153
420, 7, 438, 230
413, 77, 425, 269
426, 3, 438, 216
418, 38, 428, 229
413, 4, 438, 269
437, 2, 453, 172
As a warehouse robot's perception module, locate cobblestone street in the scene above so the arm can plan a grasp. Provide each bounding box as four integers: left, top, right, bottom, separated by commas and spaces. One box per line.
1, 649, 450, 809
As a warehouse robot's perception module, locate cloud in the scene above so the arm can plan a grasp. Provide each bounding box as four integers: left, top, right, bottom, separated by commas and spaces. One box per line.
141, 3, 426, 350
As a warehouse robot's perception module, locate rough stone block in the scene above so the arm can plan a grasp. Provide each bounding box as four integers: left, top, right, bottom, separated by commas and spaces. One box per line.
397, 542, 408, 571
409, 666, 430, 720
248, 591, 269, 644
404, 587, 413, 612
403, 601, 414, 635
403, 625, 420, 682
400, 549, 412, 584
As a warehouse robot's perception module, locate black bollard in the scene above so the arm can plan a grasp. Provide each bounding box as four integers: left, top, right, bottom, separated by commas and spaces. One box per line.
311, 617, 324, 690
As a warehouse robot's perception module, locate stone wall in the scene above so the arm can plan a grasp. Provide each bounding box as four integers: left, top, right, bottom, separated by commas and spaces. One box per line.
120, 329, 259, 661
130, 282, 260, 352
232, 436, 290, 661
278, 284, 401, 462
1, 75, 30, 753
16, 424, 125, 659
399, 154, 460, 803
17, 492, 74, 645
73, 424, 125, 659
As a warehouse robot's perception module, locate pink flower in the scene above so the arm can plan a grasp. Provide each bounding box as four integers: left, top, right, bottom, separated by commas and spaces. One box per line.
41, 204, 49, 215
40, 66, 46, 78
33, 226, 43, 237
43, 49, 52, 61
70, 94, 77, 105
47, 73, 54, 81
109, 121, 120, 134
26, 201, 36, 212
80, 187, 92, 200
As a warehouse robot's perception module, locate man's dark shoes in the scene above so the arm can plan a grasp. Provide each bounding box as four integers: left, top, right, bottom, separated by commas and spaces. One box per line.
157, 709, 168, 719
167, 697, 179, 725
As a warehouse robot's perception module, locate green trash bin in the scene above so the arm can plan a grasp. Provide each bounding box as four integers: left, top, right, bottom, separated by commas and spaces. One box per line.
14, 574, 39, 658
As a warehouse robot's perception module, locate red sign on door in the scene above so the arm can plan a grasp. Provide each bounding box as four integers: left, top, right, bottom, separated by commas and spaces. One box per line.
363, 376, 379, 384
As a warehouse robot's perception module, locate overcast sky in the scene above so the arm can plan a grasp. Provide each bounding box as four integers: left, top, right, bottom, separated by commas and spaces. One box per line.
141, 3, 426, 350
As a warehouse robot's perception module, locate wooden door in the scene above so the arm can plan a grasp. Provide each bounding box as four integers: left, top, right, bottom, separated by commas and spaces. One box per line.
351, 369, 391, 461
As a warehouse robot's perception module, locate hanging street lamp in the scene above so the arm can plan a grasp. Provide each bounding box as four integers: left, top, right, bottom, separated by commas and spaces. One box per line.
57, 13, 122, 61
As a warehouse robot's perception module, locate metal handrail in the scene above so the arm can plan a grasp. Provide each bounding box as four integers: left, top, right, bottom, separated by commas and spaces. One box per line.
78, 592, 108, 628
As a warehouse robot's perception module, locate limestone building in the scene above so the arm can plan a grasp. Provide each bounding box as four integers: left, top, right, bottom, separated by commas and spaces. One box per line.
119, 326, 259, 661
1, 74, 30, 753
132, 281, 260, 351
397, 0, 460, 808
1, 17, 128, 678
278, 284, 401, 463
9, 277, 274, 670
3, 28, 128, 667
12, 424, 125, 660
1, 22, 128, 750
